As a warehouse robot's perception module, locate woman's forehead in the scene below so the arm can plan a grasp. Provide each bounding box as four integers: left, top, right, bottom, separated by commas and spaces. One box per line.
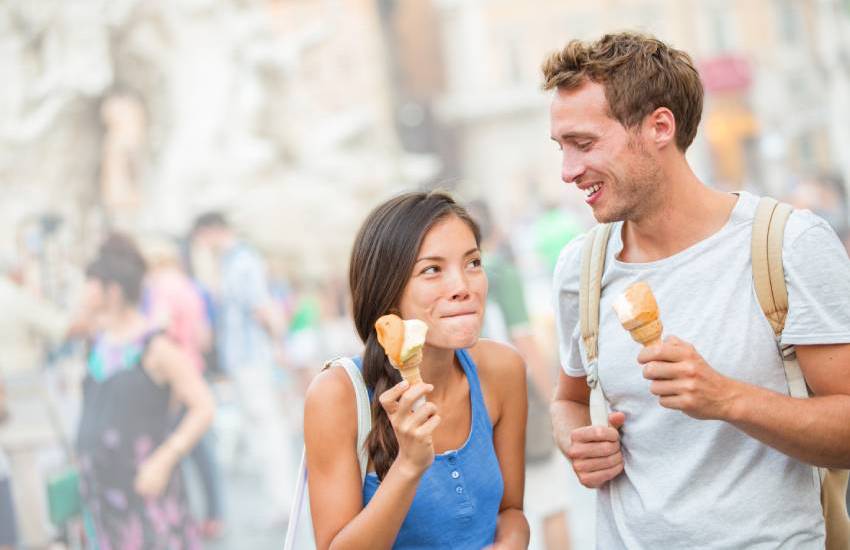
418, 216, 477, 255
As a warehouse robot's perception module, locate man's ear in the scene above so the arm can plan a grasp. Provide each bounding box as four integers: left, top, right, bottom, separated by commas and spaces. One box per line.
644, 107, 676, 150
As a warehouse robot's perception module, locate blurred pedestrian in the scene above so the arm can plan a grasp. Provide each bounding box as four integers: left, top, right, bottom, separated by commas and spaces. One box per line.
545, 31, 850, 548
142, 235, 225, 539
304, 191, 530, 549
469, 200, 570, 550
0, 382, 17, 550
0, 262, 90, 547
191, 212, 294, 525
76, 233, 215, 549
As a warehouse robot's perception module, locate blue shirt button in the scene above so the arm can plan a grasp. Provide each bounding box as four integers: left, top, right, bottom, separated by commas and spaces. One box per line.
456, 486, 463, 494
451, 471, 460, 479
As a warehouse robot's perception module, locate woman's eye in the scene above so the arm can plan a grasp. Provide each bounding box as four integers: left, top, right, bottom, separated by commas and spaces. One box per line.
421, 265, 440, 275
468, 258, 482, 269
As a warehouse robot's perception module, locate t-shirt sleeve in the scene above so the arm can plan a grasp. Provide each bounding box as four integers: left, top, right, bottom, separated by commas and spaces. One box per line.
552, 234, 588, 377
781, 211, 850, 346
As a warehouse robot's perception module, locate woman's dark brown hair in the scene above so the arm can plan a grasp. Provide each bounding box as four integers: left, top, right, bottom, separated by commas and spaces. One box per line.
349, 190, 480, 480
86, 233, 148, 304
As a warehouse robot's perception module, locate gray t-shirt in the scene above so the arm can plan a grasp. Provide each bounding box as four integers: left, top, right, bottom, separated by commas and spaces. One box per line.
553, 191, 850, 549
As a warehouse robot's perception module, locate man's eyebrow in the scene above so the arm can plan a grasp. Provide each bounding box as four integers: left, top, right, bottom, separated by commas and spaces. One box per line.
554, 131, 597, 140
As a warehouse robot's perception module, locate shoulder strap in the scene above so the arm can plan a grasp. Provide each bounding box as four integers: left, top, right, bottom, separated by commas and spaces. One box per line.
579, 223, 613, 426
751, 197, 808, 401
330, 357, 372, 478
752, 197, 794, 337
284, 357, 372, 550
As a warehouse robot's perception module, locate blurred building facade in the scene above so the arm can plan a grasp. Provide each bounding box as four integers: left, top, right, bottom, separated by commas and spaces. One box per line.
381, 0, 850, 230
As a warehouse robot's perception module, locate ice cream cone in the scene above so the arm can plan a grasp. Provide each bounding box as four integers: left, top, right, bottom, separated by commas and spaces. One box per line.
375, 314, 428, 410
613, 281, 663, 348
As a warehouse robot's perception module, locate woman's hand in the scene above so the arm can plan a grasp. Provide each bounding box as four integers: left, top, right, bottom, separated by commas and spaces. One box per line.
134, 445, 179, 498
378, 380, 441, 477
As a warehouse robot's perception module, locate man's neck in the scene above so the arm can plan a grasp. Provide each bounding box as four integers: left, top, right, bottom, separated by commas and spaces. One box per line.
619, 160, 738, 263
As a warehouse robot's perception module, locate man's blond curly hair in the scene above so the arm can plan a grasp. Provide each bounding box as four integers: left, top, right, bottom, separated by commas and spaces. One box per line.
542, 32, 703, 151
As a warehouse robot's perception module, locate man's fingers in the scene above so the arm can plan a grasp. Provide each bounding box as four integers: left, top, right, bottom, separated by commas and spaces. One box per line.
608, 411, 626, 429
648, 380, 683, 397
567, 440, 620, 461
578, 462, 625, 489
637, 335, 693, 364
572, 452, 623, 474
642, 361, 686, 381
571, 425, 620, 444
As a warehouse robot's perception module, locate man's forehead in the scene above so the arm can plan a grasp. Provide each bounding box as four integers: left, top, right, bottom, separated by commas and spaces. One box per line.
549, 83, 612, 133
551, 83, 608, 114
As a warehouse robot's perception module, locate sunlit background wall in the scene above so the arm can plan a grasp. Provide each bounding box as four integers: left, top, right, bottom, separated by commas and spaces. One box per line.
1, 0, 849, 549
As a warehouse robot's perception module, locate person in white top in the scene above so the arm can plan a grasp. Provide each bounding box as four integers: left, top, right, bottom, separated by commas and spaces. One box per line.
545, 32, 850, 548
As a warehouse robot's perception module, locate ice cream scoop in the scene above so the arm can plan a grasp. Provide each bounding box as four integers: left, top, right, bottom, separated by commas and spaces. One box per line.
375, 314, 428, 409
612, 281, 663, 348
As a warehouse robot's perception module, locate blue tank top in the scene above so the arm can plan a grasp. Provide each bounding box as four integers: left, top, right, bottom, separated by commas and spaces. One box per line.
360, 349, 504, 549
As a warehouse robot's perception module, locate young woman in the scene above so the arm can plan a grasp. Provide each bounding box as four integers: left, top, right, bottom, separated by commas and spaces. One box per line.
304, 191, 530, 549
76, 234, 215, 549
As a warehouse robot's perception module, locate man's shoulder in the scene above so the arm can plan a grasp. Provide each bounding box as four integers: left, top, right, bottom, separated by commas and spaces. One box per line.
784, 207, 835, 247
552, 230, 590, 289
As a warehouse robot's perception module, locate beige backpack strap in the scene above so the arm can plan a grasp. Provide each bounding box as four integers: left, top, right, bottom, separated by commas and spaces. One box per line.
579, 223, 613, 426
752, 197, 793, 337
752, 197, 806, 398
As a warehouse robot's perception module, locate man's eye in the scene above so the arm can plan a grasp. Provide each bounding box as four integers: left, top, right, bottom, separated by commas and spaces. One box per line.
576, 141, 592, 151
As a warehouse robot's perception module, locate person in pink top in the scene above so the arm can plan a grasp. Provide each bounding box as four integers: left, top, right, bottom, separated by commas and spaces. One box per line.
141, 235, 225, 539
142, 237, 211, 373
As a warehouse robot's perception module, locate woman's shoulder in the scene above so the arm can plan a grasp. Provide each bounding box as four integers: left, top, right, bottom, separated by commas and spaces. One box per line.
304, 362, 359, 435
467, 339, 526, 389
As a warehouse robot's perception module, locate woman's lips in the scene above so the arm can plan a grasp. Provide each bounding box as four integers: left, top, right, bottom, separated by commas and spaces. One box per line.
440, 311, 477, 318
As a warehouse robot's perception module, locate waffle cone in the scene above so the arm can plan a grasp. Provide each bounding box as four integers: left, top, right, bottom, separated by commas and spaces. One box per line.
629, 319, 663, 347
397, 349, 423, 385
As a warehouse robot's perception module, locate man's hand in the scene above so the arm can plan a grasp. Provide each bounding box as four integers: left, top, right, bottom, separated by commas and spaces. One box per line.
638, 335, 742, 420
566, 411, 625, 488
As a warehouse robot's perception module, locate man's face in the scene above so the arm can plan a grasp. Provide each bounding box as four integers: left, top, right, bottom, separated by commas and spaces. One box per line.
549, 80, 661, 223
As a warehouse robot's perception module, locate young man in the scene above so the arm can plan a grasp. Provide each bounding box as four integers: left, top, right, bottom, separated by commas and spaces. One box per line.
192, 212, 294, 525
545, 32, 850, 547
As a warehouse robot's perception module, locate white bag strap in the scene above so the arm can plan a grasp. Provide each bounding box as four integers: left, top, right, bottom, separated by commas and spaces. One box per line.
284, 357, 372, 550
579, 223, 613, 426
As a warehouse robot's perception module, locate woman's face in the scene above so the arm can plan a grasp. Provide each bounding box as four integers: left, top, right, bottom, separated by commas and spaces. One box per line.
398, 215, 488, 350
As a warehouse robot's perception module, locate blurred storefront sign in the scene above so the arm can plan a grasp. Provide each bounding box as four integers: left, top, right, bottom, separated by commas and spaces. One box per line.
699, 54, 752, 94
705, 99, 759, 186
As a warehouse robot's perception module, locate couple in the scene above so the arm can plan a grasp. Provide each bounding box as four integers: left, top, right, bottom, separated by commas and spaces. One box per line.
304, 32, 850, 549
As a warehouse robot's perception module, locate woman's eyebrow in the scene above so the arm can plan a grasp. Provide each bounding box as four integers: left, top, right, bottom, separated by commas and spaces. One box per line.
415, 248, 479, 263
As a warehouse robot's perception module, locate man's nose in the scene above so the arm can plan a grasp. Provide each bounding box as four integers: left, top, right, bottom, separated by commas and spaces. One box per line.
562, 152, 586, 184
